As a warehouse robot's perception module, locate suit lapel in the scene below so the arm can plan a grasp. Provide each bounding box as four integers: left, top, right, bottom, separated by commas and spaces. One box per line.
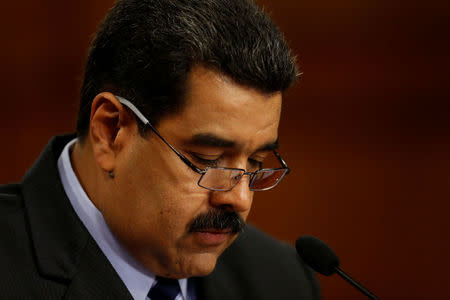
63, 238, 132, 299
22, 135, 132, 299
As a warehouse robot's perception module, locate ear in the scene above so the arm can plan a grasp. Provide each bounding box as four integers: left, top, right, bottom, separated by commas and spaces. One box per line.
88, 92, 135, 173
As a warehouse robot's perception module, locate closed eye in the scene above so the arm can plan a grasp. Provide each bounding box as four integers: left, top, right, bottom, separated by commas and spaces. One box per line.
190, 152, 221, 167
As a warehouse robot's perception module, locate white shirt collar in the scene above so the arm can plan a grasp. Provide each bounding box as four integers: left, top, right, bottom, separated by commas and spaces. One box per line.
57, 138, 188, 300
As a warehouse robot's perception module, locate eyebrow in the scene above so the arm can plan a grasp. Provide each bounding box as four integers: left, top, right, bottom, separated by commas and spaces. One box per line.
190, 133, 235, 148
256, 140, 279, 152
189, 133, 279, 152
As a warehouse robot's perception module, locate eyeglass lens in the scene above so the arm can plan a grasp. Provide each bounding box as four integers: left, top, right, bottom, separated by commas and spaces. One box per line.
199, 168, 287, 191
199, 168, 244, 191
249, 169, 287, 191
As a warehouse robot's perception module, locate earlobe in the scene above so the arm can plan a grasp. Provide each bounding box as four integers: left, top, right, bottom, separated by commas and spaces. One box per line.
89, 92, 132, 174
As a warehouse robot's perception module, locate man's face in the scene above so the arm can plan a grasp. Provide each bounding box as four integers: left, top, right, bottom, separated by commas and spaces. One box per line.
103, 66, 282, 278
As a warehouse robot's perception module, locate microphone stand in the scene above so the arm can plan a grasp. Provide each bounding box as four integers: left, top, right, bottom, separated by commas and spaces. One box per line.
335, 267, 380, 300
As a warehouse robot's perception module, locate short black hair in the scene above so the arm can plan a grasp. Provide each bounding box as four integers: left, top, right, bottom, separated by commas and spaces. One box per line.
77, 0, 298, 140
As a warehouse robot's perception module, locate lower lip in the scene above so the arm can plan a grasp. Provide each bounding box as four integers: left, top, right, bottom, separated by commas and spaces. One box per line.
192, 231, 232, 246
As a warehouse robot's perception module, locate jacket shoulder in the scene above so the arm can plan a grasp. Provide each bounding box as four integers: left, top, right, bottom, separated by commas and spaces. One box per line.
0, 183, 23, 213
203, 224, 321, 300
0, 182, 67, 297
226, 224, 317, 280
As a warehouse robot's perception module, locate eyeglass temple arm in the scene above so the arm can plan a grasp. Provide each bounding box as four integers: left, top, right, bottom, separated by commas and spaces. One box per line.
115, 96, 205, 175
242, 149, 290, 178
146, 122, 206, 174
273, 149, 290, 174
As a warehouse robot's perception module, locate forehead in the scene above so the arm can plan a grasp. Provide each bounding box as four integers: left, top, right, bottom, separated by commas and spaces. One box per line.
158, 66, 282, 152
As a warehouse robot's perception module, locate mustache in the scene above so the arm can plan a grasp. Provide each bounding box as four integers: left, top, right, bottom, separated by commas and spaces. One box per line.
189, 209, 246, 234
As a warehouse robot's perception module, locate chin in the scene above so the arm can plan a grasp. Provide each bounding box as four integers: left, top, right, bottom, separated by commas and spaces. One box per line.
171, 252, 221, 278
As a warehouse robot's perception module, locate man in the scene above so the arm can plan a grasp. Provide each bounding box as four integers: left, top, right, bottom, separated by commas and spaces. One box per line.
0, 0, 320, 299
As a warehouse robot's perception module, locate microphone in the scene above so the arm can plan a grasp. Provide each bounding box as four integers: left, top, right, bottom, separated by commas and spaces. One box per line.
296, 236, 380, 300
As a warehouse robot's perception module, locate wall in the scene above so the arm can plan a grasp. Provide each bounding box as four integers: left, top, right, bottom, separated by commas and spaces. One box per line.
1, 1, 449, 298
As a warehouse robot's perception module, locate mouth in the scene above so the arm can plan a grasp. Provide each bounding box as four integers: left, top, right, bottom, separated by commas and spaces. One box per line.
191, 228, 234, 246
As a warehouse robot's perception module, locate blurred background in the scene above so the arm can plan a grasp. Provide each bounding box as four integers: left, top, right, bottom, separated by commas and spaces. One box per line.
1, 0, 449, 298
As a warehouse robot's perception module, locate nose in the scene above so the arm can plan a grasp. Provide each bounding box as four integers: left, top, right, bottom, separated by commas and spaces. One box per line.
209, 175, 253, 213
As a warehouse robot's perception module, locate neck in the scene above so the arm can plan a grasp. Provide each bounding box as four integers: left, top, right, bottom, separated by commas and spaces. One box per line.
71, 140, 104, 212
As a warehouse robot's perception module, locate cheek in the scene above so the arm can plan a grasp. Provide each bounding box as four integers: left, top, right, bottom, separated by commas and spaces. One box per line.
130, 141, 210, 215
132, 137, 201, 193
121, 159, 209, 240
114, 178, 210, 264
111, 141, 204, 236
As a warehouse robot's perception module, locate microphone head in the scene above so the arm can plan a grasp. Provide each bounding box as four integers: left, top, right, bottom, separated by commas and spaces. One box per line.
296, 235, 340, 276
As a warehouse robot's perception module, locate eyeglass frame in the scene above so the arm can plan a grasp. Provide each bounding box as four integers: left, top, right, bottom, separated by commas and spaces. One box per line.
115, 95, 290, 191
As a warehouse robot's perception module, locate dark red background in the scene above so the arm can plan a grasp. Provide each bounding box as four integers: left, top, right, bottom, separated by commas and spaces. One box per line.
1, 1, 449, 298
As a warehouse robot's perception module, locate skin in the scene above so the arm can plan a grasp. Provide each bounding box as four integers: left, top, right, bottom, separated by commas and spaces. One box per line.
71, 65, 282, 278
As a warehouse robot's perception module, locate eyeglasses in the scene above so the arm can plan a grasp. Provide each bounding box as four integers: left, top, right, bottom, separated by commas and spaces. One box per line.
116, 95, 290, 192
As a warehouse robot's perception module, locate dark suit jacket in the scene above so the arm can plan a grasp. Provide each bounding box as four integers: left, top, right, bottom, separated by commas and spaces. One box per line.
0, 135, 320, 299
